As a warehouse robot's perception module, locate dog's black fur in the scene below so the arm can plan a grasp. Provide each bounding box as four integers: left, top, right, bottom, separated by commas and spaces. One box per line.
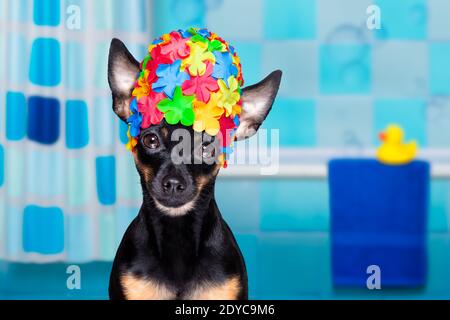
107, 38, 281, 300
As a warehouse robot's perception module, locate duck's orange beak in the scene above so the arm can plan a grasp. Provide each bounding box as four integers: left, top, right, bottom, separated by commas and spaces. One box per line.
379, 132, 386, 141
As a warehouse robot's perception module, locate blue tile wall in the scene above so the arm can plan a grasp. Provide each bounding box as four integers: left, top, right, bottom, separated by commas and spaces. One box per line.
376, 0, 427, 40
320, 44, 371, 94
317, 97, 372, 147
373, 42, 428, 97
263, 99, 316, 147
258, 233, 330, 299
429, 181, 449, 232
260, 180, 329, 231
216, 180, 260, 232
264, 0, 316, 39
374, 99, 427, 146
429, 43, 450, 95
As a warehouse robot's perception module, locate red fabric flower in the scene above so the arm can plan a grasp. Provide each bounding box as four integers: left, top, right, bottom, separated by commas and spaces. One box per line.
138, 91, 165, 128
146, 46, 173, 83
160, 31, 190, 61
218, 114, 237, 148
181, 62, 219, 103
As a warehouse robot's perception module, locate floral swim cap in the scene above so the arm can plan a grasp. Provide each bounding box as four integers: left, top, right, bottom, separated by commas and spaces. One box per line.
126, 28, 244, 166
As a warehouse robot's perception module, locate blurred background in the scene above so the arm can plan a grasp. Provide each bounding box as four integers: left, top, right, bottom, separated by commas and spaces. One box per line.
1, 0, 450, 299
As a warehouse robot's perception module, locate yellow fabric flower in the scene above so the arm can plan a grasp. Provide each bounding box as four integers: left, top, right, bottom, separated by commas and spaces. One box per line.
232, 104, 242, 118
126, 127, 138, 151
132, 70, 151, 100
217, 76, 240, 116
148, 44, 156, 54
162, 33, 171, 42
193, 93, 224, 136
182, 41, 215, 76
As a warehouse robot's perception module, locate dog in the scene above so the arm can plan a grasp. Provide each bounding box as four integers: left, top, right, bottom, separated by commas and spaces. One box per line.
107, 38, 282, 300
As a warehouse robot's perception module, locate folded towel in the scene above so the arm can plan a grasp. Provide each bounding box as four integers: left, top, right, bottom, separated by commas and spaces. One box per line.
329, 159, 430, 287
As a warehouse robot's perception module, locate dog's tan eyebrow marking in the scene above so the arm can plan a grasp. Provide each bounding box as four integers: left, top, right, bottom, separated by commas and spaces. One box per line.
120, 273, 176, 300
161, 127, 169, 140
133, 152, 154, 183
185, 276, 241, 300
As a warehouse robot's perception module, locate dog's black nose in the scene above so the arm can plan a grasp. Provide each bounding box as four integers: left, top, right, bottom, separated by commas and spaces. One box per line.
162, 176, 186, 194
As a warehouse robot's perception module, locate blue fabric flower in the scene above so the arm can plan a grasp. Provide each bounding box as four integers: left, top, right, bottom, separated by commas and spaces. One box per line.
128, 98, 142, 138
152, 60, 190, 99
233, 115, 240, 127
179, 29, 192, 38
212, 51, 238, 82
152, 38, 163, 45
198, 28, 211, 38
130, 97, 138, 113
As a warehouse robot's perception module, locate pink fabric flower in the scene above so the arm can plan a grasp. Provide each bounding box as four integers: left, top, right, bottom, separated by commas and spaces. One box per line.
160, 31, 190, 61
181, 62, 219, 103
138, 91, 165, 128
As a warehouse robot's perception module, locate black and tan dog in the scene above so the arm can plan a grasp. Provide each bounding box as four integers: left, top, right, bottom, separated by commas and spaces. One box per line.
107, 38, 282, 300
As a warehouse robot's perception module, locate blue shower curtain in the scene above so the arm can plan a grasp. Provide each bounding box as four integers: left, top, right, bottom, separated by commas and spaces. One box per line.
0, 0, 202, 263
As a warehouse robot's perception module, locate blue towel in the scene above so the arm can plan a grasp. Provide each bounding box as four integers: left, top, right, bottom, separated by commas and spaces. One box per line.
329, 159, 430, 287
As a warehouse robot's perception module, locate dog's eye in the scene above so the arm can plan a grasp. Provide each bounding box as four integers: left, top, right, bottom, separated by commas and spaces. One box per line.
142, 133, 160, 149
202, 143, 215, 158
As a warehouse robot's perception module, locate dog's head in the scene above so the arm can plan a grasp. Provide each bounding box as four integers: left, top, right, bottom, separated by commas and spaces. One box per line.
108, 38, 281, 216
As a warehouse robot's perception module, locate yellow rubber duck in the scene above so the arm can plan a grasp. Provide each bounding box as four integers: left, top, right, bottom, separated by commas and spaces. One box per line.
376, 124, 417, 165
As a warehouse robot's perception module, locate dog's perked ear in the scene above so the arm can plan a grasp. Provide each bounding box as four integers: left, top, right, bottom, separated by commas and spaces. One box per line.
108, 38, 140, 122
235, 70, 282, 140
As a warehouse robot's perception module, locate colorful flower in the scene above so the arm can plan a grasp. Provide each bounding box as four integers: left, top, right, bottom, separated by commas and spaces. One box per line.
152, 60, 190, 99
217, 76, 240, 116
157, 86, 195, 126
193, 93, 224, 136
182, 41, 215, 76
138, 91, 165, 128
126, 127, 138, 151
127, 98, 142, 138
160, 31, 190, 61
212, 51, 238, 81
218, 114, 238, 148
133, 70, 151, 100
181, 61, 219, 103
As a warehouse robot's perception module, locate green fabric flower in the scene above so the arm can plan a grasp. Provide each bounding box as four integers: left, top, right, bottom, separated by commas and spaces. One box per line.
190, 34, 224, 52
157, 86, 195, 126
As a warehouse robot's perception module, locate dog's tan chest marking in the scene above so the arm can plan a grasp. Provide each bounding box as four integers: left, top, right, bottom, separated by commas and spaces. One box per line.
121, 273, 175, 300
185, 276, 241, 300
121, 274, 241, 300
